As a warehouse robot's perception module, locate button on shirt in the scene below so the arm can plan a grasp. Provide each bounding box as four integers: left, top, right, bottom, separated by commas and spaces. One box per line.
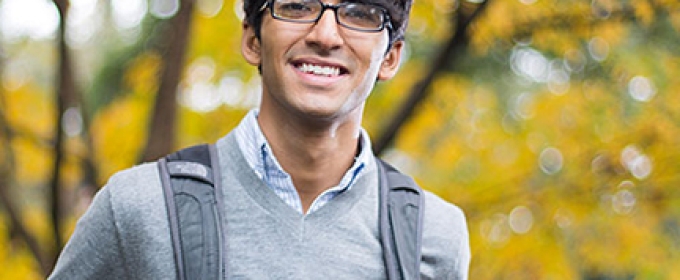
234, 110, 375, 214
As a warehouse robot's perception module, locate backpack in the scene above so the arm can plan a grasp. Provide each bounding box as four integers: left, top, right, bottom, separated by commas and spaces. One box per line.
158, 144, 425, 280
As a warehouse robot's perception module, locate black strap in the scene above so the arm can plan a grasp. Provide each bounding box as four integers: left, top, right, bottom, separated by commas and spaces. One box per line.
209, 144, 228, 278
158, 157, 184, 279
378, 159, 425, 280
158, 144, 225, 280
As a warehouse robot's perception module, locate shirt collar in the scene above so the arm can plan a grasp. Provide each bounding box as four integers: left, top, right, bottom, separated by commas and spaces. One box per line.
236, 109, 374, 171
234, 109, 375, 212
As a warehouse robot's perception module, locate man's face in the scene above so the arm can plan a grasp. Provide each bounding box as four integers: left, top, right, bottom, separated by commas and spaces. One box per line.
241, 0, 404, 122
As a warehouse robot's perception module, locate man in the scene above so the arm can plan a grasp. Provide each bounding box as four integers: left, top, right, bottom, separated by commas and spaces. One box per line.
49, 0, 470, 278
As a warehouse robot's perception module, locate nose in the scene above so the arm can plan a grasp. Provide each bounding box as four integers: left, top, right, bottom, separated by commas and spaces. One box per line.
305, 8, 344, 52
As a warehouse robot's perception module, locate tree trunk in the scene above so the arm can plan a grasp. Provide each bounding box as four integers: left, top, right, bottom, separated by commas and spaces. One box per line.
139, 0, 197, 162
374, 1, 490, 155
50, 0, 78, 267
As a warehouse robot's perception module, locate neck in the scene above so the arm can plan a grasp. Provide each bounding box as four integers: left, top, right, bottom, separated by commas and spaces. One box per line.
257, 107, 364, 213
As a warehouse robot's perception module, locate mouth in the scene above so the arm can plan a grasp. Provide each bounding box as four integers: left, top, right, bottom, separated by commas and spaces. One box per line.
291, 61, 349, 77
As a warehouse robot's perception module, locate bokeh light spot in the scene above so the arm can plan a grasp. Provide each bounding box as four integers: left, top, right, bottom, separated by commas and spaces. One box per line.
234, 0, 246, 21
512, 92, 536, 120
62, 107, 83, 137
554, 208, 573, 229
563, 49, 586, 73
620, 145, 652, 180
198, 0, 224, 17
112, 0, 147, 29
149, 0, 179, 19
588, 37, 610, 61
612, 189, 636, 215
511, 47, 549, 82
539, 147, 563, 175
481, 214, 511, 246
509, 206, 534, 234
548, 67, 570, 95
0, 0, 59, 41
628, 76, 656, 102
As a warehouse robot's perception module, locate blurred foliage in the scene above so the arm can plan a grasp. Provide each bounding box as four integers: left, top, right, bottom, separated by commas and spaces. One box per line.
1, 0, 680, 279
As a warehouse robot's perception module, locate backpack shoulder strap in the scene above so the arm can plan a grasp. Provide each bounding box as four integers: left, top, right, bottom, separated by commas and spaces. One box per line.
377, 158, 425, 280
158, 144, 225, 280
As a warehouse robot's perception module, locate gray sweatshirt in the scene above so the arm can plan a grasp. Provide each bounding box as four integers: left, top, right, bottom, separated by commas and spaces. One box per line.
49, 133, 470, 279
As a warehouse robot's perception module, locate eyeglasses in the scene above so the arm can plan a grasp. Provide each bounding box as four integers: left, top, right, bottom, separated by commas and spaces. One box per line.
259, 0, 392, 32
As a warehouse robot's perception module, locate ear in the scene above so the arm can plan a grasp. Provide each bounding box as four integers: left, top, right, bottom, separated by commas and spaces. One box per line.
241, 21, 261, 66
377, 40, 404, 81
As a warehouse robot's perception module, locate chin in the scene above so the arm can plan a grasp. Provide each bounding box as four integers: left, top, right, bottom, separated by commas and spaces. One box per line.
292, 98, 344, 118
298, 107, 341, 120
301, 103, 363, 123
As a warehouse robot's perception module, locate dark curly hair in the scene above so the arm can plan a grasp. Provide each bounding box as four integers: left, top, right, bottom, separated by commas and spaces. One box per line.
243, 0, 413, 46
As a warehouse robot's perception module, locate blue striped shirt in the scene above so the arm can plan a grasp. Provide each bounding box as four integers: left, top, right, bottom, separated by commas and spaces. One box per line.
234, 110, 374, 214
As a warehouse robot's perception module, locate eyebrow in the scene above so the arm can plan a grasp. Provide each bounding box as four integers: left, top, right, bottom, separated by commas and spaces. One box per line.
342, 0, 385, 6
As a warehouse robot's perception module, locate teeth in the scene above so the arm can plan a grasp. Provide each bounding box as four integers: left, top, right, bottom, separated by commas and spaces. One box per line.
298, 63, 340, 76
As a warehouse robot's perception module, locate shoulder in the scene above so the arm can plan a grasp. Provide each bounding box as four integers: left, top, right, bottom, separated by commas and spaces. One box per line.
422, 191, 467, 236
98, 162, 167, 227
421, 190, 471, 279
50, 162, 167, 279
96, 162, 175, 273
52, 161, 176, 278
106, 161, 161, 193
105, 162, 162, 204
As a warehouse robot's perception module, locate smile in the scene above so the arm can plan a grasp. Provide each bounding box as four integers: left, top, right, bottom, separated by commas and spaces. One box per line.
292, 61, 349, 77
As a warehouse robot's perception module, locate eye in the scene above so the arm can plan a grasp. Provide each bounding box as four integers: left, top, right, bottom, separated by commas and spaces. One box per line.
275, 0, 319, 18
340, 4, 383, 28
280, 2, 309, 11
345, 8, 371, 19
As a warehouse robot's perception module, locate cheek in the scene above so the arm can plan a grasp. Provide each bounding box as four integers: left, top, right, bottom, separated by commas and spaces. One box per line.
370, 33, 390, 60
259, 37, 287, 81
358, 51, 386, 84
353, 34, 390, 75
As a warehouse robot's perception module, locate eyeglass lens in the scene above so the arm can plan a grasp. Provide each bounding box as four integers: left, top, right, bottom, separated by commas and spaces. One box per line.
272, 0, 387, 31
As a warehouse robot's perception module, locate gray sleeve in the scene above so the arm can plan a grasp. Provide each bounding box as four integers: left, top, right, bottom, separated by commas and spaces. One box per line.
420, 191, 471, 280
48, 186, 127, 280
449, 210, 470, 280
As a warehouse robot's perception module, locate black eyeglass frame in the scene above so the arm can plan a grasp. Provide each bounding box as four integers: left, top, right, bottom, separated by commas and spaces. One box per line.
258, 0, 393, 32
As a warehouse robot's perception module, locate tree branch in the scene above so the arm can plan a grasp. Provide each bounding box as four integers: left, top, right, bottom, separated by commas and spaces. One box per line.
78, 94, 100, 196
374, 0, 490, 155
0, 89, 51, 275
49, 0, 77, 266
373, 0, 672, 156
0, 182, 51, 275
